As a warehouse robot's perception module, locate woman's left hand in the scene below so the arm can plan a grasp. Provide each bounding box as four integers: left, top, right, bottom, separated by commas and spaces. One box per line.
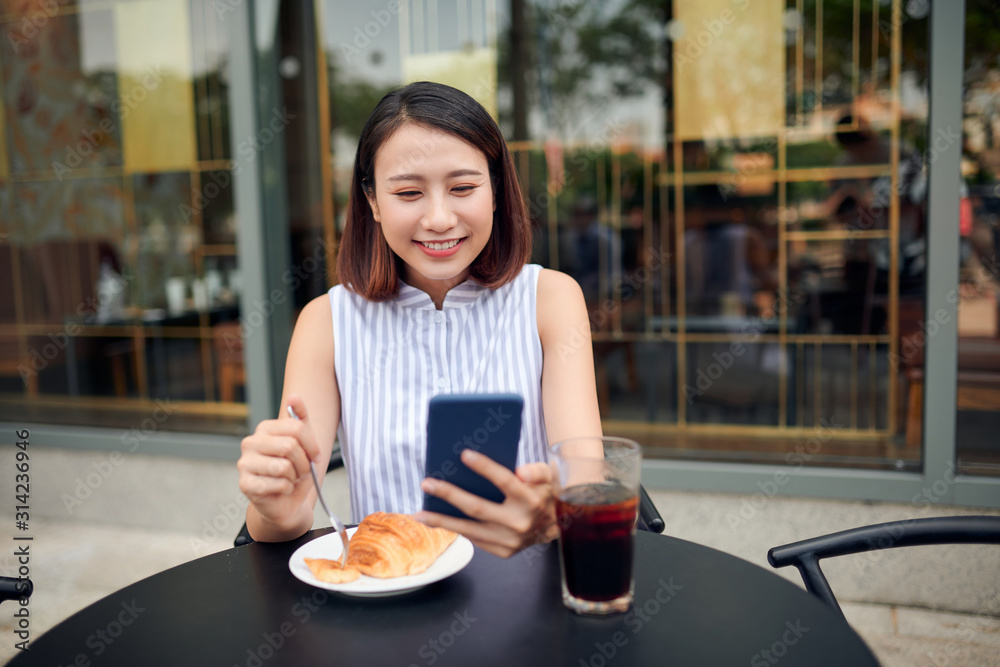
415, 450, 559, 558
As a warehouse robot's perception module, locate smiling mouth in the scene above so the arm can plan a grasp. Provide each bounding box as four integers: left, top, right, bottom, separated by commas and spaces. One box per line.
417, 239, 463, 250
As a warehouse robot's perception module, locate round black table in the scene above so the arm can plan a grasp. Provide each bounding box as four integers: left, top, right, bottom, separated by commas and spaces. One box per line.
18, 530, 878, 666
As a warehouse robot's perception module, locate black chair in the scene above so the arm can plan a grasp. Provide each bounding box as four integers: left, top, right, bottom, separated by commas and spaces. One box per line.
0, 577, 32, 604
234, 449, 665, 546
767, 515, 1000, 618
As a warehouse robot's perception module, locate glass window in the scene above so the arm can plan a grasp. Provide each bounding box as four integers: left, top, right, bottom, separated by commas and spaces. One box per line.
315, 0, 932, 471
0, 0, 245, 434
956, 0, 1000, 476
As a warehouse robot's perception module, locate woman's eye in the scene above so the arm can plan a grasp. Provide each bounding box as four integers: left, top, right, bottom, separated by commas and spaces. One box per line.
395, 190, 421, 198
452, 185, 476, 193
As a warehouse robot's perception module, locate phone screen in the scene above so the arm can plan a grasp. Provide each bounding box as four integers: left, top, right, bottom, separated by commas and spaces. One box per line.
422, 393, 524, 520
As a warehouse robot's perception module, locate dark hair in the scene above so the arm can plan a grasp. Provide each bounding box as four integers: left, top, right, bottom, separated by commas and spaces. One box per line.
337, 81, 532, 301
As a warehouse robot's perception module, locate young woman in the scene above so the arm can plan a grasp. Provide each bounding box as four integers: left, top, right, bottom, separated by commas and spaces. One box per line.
237, 82, 601, 558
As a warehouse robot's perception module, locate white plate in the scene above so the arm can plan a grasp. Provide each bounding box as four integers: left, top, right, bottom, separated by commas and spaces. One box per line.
288, 528, 474, 597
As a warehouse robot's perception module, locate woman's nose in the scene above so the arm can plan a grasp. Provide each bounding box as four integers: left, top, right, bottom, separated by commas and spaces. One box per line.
422, 194, 456, 232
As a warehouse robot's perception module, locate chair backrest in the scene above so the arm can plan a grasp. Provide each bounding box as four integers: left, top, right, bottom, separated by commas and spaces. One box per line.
767, 515, 1000, 617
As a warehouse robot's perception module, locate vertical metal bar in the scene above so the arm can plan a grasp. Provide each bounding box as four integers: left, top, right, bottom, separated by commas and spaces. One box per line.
778, 131, 788, 429
659, 156, 670, 329
673, 138, 686, 426
924, 0, 964, 492
814, 341, 822, 427
597, 156, 608, 307
869, 341, 876, 432
313, 0, 337, 287
547, 159, 559, 270
796, 0, 804, 126
852, 0, 860, 105
797, 341, 804, 427
643, 151, 653, 332
194, 0, 211, 161
871, 0, 879, 91
123, 173, 149, 399
815, 0, 823, 119
887, 0, 901, 437
611, 148, 622, 334
851, 340, 858, 429
207, 1, 225, 161
228, 0, 279, 427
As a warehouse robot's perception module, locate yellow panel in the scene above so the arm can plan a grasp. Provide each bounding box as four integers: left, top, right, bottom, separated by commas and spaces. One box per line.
114, 0, 196, 172
673, 1, 785, 141
403, 48, 498, 120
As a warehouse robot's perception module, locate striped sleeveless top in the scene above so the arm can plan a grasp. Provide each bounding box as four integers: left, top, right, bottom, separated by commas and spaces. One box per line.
329, 263, 548, 522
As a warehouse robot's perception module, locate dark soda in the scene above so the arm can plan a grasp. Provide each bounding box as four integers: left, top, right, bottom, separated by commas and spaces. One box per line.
555, 483, 638, 602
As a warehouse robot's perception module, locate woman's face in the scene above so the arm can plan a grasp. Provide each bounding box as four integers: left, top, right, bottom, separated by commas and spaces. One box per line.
367, 122, 495, 295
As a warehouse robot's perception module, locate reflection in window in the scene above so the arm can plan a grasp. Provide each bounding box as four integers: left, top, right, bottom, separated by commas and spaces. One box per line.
956, 0, 1000, 475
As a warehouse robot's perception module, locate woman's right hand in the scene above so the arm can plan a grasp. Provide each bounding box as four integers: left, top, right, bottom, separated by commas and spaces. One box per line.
237, 395, 321, 533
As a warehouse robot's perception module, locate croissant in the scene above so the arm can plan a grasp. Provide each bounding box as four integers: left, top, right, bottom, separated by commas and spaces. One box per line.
305, 512, 458, 583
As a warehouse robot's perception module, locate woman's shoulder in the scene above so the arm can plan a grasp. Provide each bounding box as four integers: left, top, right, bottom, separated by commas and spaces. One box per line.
535, 268, 587, 335
294, 293, 334, 337
536, 268, 585, 303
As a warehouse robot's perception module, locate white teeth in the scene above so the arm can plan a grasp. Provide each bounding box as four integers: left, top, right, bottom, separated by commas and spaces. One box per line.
421, 239, 459, 250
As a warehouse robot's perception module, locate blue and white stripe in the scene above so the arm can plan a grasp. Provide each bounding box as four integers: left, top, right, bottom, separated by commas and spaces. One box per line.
330, 263, 547, 522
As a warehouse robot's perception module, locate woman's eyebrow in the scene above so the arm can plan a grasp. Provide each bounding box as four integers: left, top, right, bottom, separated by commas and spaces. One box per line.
386, 168, 485, 182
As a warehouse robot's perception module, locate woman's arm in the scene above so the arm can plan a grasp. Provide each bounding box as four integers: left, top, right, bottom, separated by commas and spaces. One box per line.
237, 294, 340, 542
536, 268, 603, 443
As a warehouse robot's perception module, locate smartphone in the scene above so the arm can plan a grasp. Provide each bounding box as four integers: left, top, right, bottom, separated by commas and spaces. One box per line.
423, 393, 524, 520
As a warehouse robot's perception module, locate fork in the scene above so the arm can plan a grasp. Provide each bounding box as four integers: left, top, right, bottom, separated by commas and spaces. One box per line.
287, 405, 349, 567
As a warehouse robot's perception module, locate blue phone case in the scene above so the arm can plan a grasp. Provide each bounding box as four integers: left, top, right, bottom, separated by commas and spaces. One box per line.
423, 393, 524, 520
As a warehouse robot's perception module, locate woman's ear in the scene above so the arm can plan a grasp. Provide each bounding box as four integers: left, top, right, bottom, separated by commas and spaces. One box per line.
365, 189, 381, 223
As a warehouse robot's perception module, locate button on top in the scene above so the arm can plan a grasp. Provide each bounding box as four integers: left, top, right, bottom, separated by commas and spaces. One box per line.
434, 312, 444, 323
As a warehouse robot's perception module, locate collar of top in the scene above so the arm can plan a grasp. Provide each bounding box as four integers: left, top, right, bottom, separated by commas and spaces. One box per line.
394, 278, 490, 310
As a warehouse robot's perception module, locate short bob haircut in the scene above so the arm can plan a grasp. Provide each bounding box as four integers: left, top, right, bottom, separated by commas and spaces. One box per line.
337, 81, 532, 301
